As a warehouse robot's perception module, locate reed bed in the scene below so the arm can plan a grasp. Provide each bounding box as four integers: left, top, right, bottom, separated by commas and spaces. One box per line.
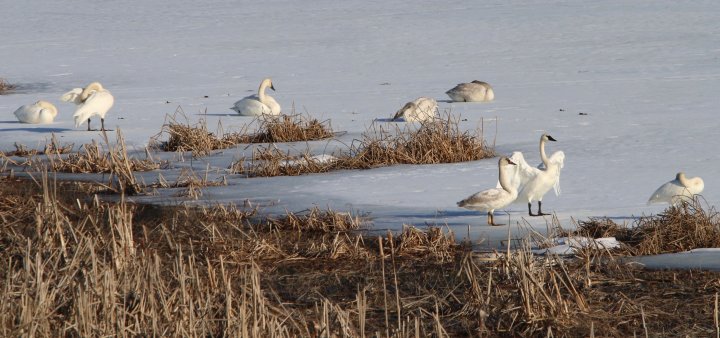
233, 114, 495, 177
153, 110, 334, 158
0, 78, 15, 94
1, 177, 719, 337
575, 197, 720, 256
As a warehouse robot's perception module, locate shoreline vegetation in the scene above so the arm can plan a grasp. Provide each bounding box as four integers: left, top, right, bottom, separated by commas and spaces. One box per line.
1, 112, 719, 336
0, 175, 718, 337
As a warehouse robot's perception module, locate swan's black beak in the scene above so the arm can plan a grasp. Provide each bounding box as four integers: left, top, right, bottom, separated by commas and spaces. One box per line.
547, 135, 557, 142
270, 84, 276, 91
506, 158, 516, 165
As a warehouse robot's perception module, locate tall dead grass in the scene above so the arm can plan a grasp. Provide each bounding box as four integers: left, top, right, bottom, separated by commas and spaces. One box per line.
152, 109, 335, 157
46, 131, 159, 194
2, 177, 719, 337
576, 197, 720, 256
233, 113, 495, 177
0, 78, 15, 94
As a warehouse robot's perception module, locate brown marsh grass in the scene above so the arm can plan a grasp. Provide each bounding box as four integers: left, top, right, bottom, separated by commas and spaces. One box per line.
576, 197, 720, 256
0, 78, 15, 94
46, 131, 160, 194
1, 177, 719, 337
233, 113, 495, 177
153, 109, 335, 157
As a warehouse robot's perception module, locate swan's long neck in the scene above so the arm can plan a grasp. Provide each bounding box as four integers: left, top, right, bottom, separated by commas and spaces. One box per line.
498, 162, 515, 193
539, 136, 550, 167
677, 172, 689, 187
80, 82, 103, 101
257, 80, 269, 103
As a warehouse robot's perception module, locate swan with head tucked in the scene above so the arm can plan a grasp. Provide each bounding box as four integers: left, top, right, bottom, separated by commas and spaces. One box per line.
13, 100, 58, 124
648, 172, 704, 205
500, 133, 565, 216
446, 80, 495, 102
231, 78, 281, 116
392, 97, 438, 122
457, 157, 518, 226
62, 82, 114, 131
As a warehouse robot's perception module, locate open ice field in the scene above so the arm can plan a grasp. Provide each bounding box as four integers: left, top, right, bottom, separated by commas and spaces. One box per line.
2, 0, 720, 266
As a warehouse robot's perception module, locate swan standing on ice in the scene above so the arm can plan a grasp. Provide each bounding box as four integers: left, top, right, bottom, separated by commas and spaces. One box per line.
13, 100, 58, 124
445, 80, 495, 102
62, 82, 115, 131
392, 97, 438, 122
648, 172, 704, 205
502, 133, 565, 216
457, 157, 518, 226
231, 78, 281, 116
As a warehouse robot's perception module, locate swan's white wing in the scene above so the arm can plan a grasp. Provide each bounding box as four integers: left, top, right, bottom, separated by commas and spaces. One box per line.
72, 90, 114, 127
61, 88, 84, 104
498, 151, 540, 191
232, 95, 274, 116
548, 151, 565, 196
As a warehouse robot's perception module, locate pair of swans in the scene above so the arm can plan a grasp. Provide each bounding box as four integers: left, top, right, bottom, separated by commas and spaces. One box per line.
446, 80, 495, 102
648, 172, 704, 205
231, 78, 281, 116
457, 133, 565, 225
14, 100, 58, 124
392, 97, 438, 122
61, 82, 114, 131
503, 133, 565, 216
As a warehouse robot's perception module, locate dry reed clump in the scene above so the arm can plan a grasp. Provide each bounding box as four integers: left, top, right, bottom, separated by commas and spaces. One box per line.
387, 225, 458, 261
232, 145, 338, 177
2, 177, 720, 337
148, 169, 227, 199
0, 78, 15, 94
3, 135, 73, 158
573, 198, 720, 256
233, 113, 495, 177
350, 114, 495, 167
152, 109, 335, 158
624, 197, 720, 255
47, 131, 160, 194
241, 114, 334, 143
265, 207, 360, 232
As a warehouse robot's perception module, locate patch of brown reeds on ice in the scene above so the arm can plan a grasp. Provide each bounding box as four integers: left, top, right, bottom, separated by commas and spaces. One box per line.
233, 113, 495, 177
152, 109, 335, 158
0, 78, 15, 94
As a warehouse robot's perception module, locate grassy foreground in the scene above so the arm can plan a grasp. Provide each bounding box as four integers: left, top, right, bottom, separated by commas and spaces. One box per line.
1, 175, 719, 337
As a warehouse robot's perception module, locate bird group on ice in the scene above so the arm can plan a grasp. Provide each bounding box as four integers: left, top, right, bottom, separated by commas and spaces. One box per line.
10, 78, 704, 225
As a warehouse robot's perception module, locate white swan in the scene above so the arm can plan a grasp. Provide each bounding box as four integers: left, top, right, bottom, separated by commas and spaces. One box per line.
500, 133, 565, 216
13, 100, 58, 124
231, 78, 281, 116
648, 172, 704, 205
457, 157, 518, 226
392, 97, 438, 122
63, 82, 115, 131
445, 80, 495, 102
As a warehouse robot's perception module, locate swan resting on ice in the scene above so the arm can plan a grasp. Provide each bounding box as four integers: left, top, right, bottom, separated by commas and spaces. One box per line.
457, 157, 518, 226
500, 133, 565, 216
231, 78, 281, 116
445, 80, 495, 102
14, 100, 58, 124
392, 97, 438, 122
62, 82, 115, 131
647, 172, 704, 205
